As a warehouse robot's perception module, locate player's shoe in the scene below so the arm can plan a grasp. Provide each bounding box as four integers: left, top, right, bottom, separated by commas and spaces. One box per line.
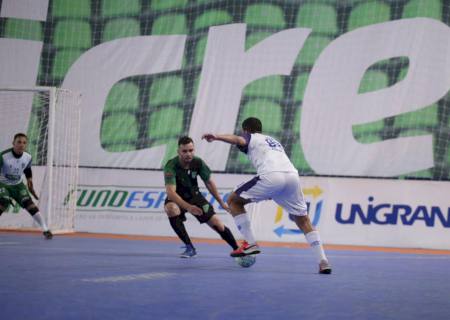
180, 244, 196, 258
230, 241, 261, 257
43, 230, 53, 240
319, 259, 332, 274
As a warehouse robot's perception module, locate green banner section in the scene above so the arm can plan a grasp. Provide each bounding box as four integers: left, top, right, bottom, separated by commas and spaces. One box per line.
1, 0, 449, 180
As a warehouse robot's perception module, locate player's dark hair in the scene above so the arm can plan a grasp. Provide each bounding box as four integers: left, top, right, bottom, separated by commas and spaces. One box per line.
178, 136, 193, 146
242, 117, 262, 133
13, 133, 28, 141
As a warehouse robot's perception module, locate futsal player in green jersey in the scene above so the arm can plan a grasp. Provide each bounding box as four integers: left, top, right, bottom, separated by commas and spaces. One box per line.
0, 133, 53, 239
163, 136, 238, 258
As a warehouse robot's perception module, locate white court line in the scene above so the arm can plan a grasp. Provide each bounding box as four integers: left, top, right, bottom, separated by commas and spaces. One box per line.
0, 242, 20, 245
81, 272, 175, 283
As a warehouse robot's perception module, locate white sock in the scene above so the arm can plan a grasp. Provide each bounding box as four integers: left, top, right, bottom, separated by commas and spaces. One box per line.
32, 212, 49, 232
305, 231, 327, 263
233, 213, 257, 245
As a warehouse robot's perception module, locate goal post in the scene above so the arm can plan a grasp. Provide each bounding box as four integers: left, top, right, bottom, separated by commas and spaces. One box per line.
0, 87, 81, 233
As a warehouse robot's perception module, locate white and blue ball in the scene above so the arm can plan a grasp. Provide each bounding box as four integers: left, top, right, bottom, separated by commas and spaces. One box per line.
235, 255, 256, 268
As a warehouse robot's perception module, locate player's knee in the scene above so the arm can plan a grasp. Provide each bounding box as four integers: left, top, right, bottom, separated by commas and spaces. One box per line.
21, 198, 34, 208
27, 206, 39, 215
209, 216, 225, 232
22, 198, 38, 214
165, 202, 180, 217
212, 225, 225, 233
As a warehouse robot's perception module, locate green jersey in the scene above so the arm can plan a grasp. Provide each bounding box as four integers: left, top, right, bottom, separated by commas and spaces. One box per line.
164, 156, 211, 201
0, 148, 32, 186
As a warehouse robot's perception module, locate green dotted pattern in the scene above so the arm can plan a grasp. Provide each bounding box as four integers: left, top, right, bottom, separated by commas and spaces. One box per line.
1, 0, 449, 180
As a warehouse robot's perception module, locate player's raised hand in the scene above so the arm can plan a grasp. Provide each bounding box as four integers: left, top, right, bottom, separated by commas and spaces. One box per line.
201, 133, 216, 142
187, 204, 203, 216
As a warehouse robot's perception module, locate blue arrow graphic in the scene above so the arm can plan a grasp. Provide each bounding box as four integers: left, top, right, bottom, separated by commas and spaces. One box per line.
274, 225, 302, 237
274, 201, 323, 238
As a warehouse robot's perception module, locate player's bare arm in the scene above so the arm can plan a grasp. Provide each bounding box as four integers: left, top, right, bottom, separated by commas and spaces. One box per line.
26, 178, 39, 200
202, 134, 246, 146
165, 184, 203, 216
205, 179, 230, 212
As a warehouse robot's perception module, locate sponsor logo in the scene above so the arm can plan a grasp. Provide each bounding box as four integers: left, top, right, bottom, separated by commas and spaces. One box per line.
273, 185, 324, 237
335, 196, 450, 228
73, 185, 231, 213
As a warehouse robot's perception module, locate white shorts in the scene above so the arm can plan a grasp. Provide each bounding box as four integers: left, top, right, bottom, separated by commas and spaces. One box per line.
234, 171, 308, 216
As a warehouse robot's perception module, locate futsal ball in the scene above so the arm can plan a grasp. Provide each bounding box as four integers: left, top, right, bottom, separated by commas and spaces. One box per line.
235, 255, 256, 268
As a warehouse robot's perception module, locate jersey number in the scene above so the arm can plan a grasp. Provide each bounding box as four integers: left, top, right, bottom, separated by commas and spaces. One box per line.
265, 137, 282, 150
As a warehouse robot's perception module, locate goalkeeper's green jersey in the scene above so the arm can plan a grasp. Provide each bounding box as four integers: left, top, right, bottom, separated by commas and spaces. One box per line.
163, 156, 211, 201
0, 148, 32, 186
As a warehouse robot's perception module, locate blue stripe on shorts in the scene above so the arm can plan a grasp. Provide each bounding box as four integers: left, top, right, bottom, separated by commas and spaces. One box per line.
235, 176, 260, 196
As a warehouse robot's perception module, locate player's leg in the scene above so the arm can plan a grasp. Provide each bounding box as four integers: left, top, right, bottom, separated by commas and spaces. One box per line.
0, 184, 10, 217
11, 183, 53, 239
0, 200, 8, 217
294, 215, 331, 274
0, 189, 8, 216
205, 215, 239, 250
21, 198, 53, 239
227, 192, 259, 254
275, 173, 331, 274
228, 174, 287, 257
164, 199, 196, 258
188, 196, 239, 251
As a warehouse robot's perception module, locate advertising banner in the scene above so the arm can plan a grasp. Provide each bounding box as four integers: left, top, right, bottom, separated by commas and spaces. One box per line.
1, 166, 448, 249
323, 178, 450, 250
252, 177, 450, 250
74, 168, 245, 239
70, 169, 450, 250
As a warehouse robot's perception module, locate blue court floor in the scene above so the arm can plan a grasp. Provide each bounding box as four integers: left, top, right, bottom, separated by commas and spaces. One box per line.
1, 232, 449, 320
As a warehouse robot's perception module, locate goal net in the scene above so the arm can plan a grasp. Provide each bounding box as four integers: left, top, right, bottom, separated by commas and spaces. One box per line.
0, 87, 80, 233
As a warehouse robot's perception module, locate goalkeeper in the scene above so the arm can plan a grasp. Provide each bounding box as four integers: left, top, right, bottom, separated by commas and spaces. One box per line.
163, 136, 238, 258
0, 133, 53, 239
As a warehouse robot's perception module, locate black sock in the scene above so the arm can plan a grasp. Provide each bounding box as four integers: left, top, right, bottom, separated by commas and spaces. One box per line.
169, 216, 192, 246
215, 226, 239, 250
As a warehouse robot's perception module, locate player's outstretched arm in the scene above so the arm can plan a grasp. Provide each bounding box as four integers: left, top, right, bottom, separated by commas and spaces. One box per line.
204, 179, 230, 213
202, 133, 246, 146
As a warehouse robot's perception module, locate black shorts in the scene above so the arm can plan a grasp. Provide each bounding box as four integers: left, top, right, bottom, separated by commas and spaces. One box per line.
164, 195, 215, 224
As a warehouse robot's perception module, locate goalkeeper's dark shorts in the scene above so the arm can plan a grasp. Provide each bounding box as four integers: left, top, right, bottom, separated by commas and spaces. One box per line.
164, 194, 215, 224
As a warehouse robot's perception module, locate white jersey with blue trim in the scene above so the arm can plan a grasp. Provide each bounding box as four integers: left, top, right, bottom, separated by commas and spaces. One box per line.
239, 133, 298, 175
0, 148, 32, 185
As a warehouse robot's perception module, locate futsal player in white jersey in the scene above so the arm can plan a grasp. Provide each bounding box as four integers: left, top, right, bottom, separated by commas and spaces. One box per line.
202, 117, 331, 274
0, 133, 53, 239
